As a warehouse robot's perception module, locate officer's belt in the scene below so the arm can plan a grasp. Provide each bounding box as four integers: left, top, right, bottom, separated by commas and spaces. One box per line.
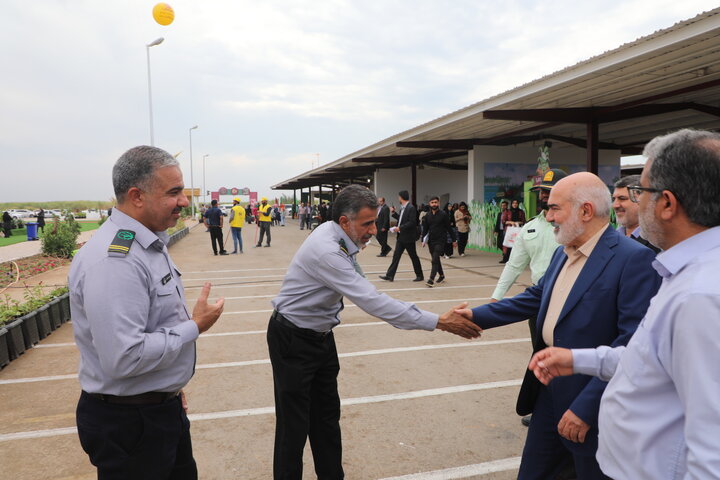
271, 310, 332, 339
85, 390, 179, 405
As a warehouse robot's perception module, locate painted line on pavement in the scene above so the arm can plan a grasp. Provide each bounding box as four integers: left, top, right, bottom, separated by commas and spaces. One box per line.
0, 379, 522, 442
215, 285, 497, 301
378, 457, 522, 479
0, 338, 529, 385
220, 297, 491, 316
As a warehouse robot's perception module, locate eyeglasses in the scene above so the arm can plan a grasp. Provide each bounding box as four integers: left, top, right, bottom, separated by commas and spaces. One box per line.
627, 185, 662, 203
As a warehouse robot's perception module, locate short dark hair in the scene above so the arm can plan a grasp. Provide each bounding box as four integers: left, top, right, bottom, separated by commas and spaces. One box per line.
501, 200, 509, 205
614, 175, 640, 189
211, 199, 218, 206
429, 196, 440, 202
112, 146, 179, 203
398, 190, 409, 201
333, 185, 378, 223
643, 129, 720, 227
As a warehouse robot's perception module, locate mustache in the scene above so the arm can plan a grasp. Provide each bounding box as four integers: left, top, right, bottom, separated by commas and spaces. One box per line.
172, 208, 182, 214
551, 222, 560, 229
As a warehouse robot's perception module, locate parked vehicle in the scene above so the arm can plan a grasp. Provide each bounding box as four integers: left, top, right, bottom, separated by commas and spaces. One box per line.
8, 209, 33, 219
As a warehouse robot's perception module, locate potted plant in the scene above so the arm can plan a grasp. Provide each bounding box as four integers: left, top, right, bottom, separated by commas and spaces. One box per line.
4, 318, 26, 360
0, 327, 10, 369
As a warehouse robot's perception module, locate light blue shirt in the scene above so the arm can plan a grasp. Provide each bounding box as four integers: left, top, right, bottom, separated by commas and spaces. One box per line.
492, 212, 558, 299
69, 208, 198, 395
272, 221, 437, 332
572, 226, 720, 479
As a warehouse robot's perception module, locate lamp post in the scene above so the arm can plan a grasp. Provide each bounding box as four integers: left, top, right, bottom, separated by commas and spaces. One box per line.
202, 154, 209, 205
189, 125, 198, 217
146, 37, 164, 146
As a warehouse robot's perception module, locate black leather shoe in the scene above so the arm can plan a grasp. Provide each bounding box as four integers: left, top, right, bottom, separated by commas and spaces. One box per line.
219, 251, 229, 256
376, 254, 386, 257
379, 275, 393, 282
436, 275, 445, 284
521, 415, 532, 427
412, 277, 424, 282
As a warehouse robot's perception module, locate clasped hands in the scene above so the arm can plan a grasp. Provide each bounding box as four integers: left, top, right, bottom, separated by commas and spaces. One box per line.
436, 302, 482, 339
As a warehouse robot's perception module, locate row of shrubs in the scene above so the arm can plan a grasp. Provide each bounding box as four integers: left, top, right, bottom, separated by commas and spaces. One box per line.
1, 284, 69, 326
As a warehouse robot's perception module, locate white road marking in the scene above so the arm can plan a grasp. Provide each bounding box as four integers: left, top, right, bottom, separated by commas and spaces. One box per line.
0, 339, 529, 384
378, 456, 522, 479
0, 379, 522, 442
220, 297, 491, 316
214, 285, 497, 301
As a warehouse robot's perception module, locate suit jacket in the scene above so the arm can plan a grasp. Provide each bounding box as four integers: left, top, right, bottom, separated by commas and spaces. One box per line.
376, 204, 390, 231
392, 203, 418, 243
471, 226, 660, 455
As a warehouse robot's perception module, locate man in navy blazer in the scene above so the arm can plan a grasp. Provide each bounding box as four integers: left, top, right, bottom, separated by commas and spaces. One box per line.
458, 172, 660, 479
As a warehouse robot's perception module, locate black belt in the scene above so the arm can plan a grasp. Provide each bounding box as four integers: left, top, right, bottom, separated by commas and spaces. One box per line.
271, 310, 332, 339
85, 390, 179, 405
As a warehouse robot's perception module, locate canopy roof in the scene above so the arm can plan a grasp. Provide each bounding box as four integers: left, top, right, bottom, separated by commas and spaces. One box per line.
273, 8, 720, 190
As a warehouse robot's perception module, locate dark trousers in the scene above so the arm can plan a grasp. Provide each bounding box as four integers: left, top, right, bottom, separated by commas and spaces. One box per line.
444, 241, 454, 257
384, 238, 423, 280
76, 391, 197, 480
375, 229, 391, 256
209, 226, 226, 254
267, 316, 344, 480
457, 231, 468, 255
258, 222, 271, 246
428, 242, 445, 281
517, 387, 609, 480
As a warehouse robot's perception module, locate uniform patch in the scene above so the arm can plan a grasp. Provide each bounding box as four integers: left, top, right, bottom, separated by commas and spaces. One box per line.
543, 171, 554, 182
527, 229, 536, 233
161, 273, 172, 285
108, 230, 136, 255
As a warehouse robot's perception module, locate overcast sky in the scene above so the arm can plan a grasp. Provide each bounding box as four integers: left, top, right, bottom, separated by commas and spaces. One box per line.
1, 0, 717, 202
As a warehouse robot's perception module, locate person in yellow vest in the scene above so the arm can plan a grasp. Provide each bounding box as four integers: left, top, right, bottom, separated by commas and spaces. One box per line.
229, 197, 246, 254
255, 197, 272, 247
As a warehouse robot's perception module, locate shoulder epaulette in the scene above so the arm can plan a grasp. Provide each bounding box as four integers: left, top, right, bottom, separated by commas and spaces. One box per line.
108, 229, 136, 256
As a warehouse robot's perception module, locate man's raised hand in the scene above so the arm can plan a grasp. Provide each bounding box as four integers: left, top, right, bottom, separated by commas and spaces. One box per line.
192, 282, 225, 333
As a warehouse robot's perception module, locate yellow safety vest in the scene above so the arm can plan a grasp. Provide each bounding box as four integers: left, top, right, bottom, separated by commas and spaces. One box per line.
258, 204, 272, 222
230, 205, 245, 227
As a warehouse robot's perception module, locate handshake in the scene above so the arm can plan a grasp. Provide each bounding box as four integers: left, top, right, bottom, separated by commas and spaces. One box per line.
435, 302, 482, 339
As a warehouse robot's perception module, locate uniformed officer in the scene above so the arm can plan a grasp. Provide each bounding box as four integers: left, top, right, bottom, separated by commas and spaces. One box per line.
267, 184, 482, 480
70, 145, 225, 479
256, 196, 272, 247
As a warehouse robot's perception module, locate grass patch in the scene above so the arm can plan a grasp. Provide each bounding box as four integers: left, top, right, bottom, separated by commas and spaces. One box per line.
0, 222, 100, 247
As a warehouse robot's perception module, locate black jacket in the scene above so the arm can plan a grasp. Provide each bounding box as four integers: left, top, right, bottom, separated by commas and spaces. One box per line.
422, 208, 456, 246
376, 204, 390, 231
393, 203, 418, 243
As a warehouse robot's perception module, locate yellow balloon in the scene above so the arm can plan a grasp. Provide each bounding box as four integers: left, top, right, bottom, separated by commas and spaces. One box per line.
152, 3, 175, 26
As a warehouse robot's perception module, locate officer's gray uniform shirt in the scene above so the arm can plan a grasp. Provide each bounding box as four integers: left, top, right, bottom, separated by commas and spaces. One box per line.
272, 221, 437, 332
69, 208, 199, 395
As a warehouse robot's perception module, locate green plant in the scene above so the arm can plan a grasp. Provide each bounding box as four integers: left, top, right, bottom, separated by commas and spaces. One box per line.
98, 214, 108, 227
0, 295, 24, 325
12, 217, 24, 229
41, 217, 80, 258
23, 283, 50, 311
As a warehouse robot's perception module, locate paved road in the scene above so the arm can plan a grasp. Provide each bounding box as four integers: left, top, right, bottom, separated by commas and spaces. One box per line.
0, 219, 535, 479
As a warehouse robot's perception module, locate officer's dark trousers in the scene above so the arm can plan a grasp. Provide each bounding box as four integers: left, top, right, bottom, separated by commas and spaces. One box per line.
267, 316, 344, 480
209, 226, 225, 254
384, 238, 423, 280
76, 391, 197, 480
428, 242, 445, 281
258, 222, 272, 246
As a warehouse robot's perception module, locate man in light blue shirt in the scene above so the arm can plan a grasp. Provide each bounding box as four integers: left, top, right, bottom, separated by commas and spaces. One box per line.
70, 146, 225, 479
268, 184, 482, 480
529, 129, 720, 479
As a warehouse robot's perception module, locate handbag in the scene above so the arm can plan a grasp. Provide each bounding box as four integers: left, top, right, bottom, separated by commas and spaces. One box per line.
503, 226, 522, 248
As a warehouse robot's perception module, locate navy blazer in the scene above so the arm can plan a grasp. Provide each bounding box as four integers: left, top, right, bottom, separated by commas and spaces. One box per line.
471, 226, 661, 454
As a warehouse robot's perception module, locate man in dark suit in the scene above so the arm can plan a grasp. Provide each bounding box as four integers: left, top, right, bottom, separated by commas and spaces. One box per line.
375, 197, 392, 257
458, 172, 660, 479
379, 190, 424, 282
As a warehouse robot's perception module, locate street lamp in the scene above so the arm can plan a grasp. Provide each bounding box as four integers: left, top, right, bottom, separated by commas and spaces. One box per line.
189, 125, 198, 217
146, 37, 164, 146
202, 154, 209, 205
